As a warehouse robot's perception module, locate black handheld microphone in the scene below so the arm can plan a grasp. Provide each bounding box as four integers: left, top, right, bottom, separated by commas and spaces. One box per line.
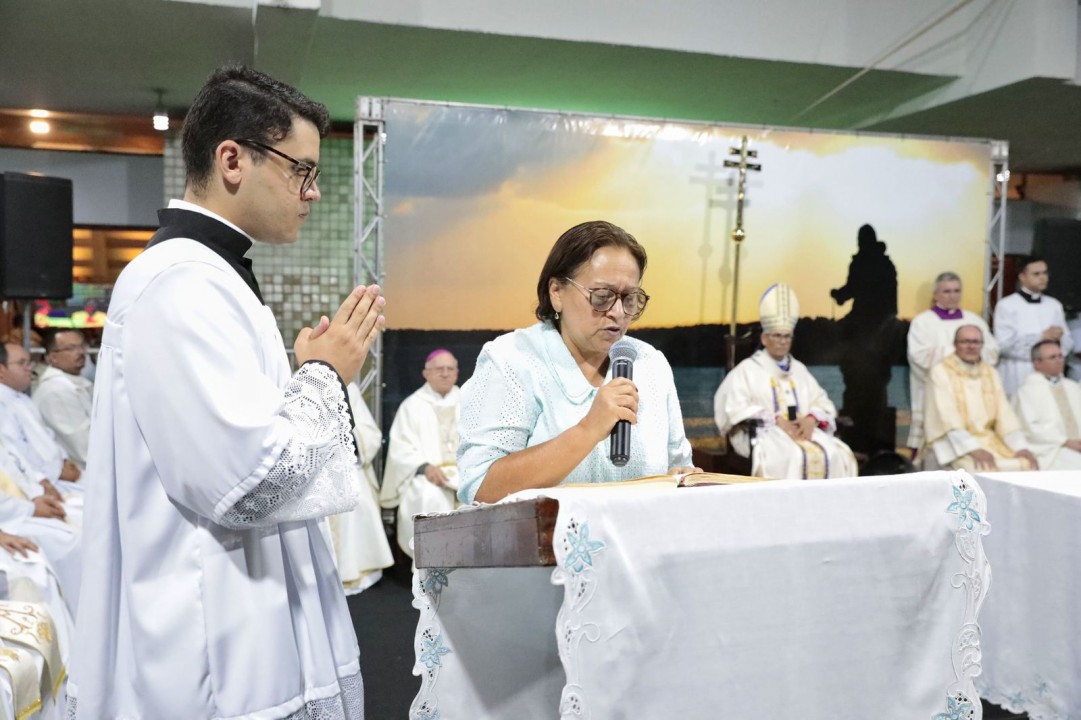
609, 338, 638, 467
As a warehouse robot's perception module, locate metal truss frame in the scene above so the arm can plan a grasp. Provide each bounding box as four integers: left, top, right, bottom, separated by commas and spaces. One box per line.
354, 97, 386, 429
985, 139, 1009, 322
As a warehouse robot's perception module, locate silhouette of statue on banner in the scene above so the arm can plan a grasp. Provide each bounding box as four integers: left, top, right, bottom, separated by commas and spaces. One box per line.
830, 224, 899, 456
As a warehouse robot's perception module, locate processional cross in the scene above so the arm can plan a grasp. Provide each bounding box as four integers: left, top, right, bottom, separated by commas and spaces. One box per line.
723, 136, 762, 371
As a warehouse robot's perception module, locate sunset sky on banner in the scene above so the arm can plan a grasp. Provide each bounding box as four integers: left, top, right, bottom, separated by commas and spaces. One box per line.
383, 102, 991, 331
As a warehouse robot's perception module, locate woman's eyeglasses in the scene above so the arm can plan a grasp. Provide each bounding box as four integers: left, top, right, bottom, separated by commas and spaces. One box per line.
563, 277, 650, 318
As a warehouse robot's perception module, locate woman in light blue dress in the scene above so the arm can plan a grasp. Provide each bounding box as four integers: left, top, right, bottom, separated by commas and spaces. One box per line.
457, 220, 696, 504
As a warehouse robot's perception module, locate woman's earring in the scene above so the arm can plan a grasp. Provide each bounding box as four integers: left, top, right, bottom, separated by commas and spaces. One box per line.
554, 311, 560, 320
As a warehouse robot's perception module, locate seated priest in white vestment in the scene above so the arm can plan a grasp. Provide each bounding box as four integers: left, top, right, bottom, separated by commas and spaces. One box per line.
0, 460, 81, 615
993, 256, 1073, 396
714, 284, 858, 480
32, 331, 93, 470
31, 328, 92, 469
906, 272, 998, 454
0, 530, 76, 720
458, 221, 695, 504
328, 383, 393, 593
0, 436, 81, 529
924, 324, 1038, 472
66, 66, 384, 720
382, 349, 461, 557
1012, 339, 1081, 470
0, 343, 83, 487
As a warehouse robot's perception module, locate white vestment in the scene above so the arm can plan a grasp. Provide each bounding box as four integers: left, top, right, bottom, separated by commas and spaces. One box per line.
67, 214, 364, 720
328, 385, 393, 594
1012, 371, 1081, 470
993, 291, 1073, 396
905, 308, 998, 450
714, 349, 858, 479
0, 486, 81, 617
382, 384, 459, 558
31, 367, 92, 470
0, 384, 67, 484
0, 548, 75, 720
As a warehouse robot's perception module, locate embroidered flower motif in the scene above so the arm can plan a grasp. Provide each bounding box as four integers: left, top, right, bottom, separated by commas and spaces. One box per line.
933, 694, 975, 720
564, 522, 605, 573
416, 706, 441, 720
423, 569, 450, 597
419, 634, 451, 669
1005, 691, 1025, 706
946, 486, 981, 530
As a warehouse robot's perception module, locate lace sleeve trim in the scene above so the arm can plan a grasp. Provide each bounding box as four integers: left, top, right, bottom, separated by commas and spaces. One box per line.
219, 362, 358, 529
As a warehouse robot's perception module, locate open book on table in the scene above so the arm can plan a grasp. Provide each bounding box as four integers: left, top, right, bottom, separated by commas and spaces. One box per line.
561, 472, 773, 489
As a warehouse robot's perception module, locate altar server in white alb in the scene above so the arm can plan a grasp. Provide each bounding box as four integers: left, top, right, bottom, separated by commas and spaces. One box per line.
714, 284, 857, 479
328, 383, 394, 594
905, 272, 998, 454
381, 349, 460, 557
1012, 339, 1081, 470
66, 65, 386, 720
993, 256, 1073, 396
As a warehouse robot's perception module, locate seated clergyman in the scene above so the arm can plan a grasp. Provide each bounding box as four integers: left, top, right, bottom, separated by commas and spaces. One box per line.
381, 349, 461, 558
1011, 339, 1081, 471
713, 283, 857, 479
923, 324, 1038, 472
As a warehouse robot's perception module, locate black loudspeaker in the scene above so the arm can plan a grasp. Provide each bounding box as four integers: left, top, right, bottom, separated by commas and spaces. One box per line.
0, 172, 74, 299
1033, 218, 1081, 315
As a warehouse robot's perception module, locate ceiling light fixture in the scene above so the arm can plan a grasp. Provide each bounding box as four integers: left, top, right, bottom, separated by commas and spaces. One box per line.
28, 120, 50, 134
152, 88, 169, 132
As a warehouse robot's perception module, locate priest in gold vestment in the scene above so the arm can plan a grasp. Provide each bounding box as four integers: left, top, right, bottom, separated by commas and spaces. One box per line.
924, 324, 1038, 472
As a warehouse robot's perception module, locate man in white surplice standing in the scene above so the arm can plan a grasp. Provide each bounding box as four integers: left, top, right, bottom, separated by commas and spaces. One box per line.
67, 66, 385, 720
382, 349, 461, 557
993, 255, 1073, 396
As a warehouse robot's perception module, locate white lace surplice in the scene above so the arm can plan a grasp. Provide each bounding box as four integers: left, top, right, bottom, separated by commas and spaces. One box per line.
67, 239, 363, 720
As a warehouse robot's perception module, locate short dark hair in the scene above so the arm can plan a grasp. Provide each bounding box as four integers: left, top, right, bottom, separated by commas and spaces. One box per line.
535, 221, 647, 331
1017, 255, 1045, 275
181, 65, 331, 194
0, 343, 7, 366
1031, 338, 1061, 362
42, 329, 83, 353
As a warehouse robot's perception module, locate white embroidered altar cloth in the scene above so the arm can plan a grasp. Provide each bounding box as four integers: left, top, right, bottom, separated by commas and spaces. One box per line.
974, 470, 1081, 719
412, 472, 989, 719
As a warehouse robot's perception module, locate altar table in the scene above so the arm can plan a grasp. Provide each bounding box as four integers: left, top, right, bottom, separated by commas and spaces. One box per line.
973, 470, 1081, 719
411, 472, 989, 719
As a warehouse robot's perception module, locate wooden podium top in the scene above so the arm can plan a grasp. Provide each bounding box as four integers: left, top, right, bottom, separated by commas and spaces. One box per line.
413, 497, 560, 569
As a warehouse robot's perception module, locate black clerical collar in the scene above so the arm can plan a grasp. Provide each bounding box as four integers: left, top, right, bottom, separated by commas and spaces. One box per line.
148, 208, 264, 304
1018, 288, 1042, 304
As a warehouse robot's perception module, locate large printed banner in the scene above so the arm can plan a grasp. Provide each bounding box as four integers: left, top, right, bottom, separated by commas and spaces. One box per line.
382, 100, 992, 331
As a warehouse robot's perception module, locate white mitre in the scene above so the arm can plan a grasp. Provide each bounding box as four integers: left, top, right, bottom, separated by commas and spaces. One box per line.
759, 283, 799, 332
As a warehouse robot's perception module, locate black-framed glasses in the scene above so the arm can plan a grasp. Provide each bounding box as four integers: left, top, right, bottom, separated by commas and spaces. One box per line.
236, 138, 320, 197
563, 277, 650, 318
